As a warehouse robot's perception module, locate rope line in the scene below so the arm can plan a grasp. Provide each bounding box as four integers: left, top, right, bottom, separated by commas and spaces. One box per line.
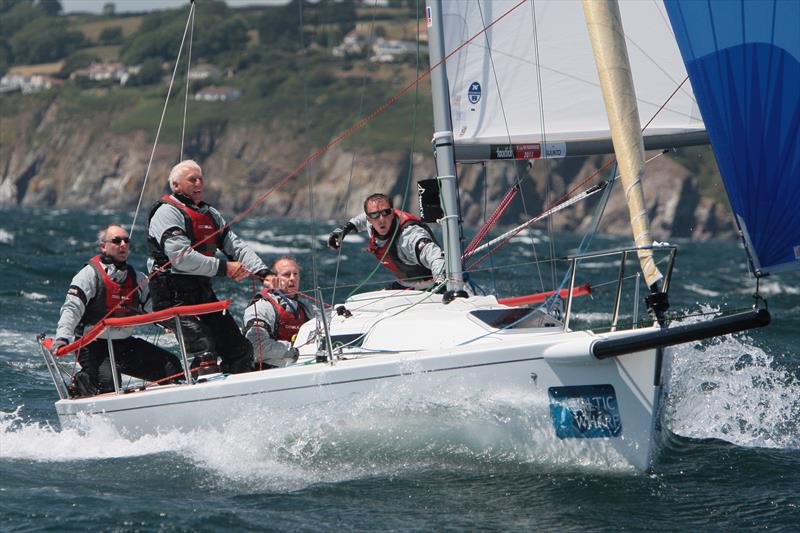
129, 1, 196, 239
180, 5, 195, 161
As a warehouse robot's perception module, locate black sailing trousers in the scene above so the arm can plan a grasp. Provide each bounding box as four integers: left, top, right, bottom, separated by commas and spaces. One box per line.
149, 272, 254, 374
77, 337, 182, 394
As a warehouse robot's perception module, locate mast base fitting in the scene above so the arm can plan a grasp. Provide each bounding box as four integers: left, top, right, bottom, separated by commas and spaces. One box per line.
645, 291, 670, 327
443, 290, 469, 304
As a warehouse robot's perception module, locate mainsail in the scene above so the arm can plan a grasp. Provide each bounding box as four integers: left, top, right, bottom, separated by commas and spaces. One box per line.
664, 0, 800, 276
440, 0, 705, 159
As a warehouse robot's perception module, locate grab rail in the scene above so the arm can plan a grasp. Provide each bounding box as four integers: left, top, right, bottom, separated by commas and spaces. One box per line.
562, 245, 677, 332
53, 300, 231, 357
41, 300, 232, 398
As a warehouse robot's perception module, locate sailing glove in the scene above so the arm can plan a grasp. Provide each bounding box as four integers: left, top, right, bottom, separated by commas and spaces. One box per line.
328, 222, 356, 250
50, 337, 69, 356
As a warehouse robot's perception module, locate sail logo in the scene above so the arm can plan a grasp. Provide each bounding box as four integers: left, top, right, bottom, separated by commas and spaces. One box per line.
516, 144, 542, 159
493, 145, 514, 159
467, 82, 481, 104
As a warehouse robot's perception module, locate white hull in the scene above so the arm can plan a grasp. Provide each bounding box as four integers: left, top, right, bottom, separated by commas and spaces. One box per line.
55, 291, 667, 472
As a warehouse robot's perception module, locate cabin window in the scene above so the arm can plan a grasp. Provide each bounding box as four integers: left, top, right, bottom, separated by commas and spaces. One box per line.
470, 308, 561, 330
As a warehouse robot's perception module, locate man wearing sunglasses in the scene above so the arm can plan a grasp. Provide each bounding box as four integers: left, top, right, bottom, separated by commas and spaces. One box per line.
147, 159, 272, 376
51, 224, 182, 397
327, 193, 445, 289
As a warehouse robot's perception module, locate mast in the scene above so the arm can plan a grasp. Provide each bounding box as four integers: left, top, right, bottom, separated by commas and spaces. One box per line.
425, 0, 465, 292
582, 0, 668, 321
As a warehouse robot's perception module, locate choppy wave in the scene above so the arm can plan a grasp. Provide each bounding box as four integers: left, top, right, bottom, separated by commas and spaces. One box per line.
0, 228, 13, 244
0, 379, 638, 492
683, 283, 721, 297
21, 291, 48, 301
244, 241, 309, 256
740, 278, 800, 296
665, 310, 799, 450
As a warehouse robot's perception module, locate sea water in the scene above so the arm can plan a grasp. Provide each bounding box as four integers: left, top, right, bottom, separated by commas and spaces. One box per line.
1, 207, 798, 531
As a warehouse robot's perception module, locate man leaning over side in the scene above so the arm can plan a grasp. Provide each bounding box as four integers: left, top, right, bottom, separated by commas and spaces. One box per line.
327, 192, 446, 290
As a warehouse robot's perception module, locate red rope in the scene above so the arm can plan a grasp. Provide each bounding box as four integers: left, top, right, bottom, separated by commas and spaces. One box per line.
466, 158, 617, 271
463, 183, 519, 256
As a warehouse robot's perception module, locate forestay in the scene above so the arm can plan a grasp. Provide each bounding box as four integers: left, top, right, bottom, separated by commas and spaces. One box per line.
664, 0, 800, 276
440, 0, 705, 159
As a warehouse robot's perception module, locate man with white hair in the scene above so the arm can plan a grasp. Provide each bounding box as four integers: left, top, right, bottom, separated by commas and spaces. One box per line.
147, 159, 271, 375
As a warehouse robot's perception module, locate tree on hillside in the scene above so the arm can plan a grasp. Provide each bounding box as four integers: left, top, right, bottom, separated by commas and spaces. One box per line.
58, 50, 98, 78
102, 2, 115, 16
127, 57, 162, 86
9, 18, 85, 64
36, 0, 62, 16
0, 2, 42, 39
1, 0, 29, 14
257, 0, 305, 50
123, 5, 248, 65
0, 39, 12, 73
195, 18, 247, 59
99, 26, 123, 45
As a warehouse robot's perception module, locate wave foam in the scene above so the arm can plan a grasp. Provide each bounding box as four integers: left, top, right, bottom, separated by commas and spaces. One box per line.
665, 312, 799, 449
1, 381, 635, 490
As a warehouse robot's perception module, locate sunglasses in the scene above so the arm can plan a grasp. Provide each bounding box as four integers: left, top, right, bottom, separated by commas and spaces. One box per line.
366, 208, 393, 220
108, 236, 130, 245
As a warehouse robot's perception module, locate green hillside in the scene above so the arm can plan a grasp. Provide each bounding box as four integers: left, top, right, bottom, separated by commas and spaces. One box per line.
1, 1, 431, 152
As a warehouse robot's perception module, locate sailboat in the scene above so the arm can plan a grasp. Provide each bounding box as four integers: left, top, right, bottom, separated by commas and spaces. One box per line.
38, 0, 796, 473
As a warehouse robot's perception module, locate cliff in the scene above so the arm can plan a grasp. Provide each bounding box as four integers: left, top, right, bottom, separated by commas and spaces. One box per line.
0, 95, 735, 239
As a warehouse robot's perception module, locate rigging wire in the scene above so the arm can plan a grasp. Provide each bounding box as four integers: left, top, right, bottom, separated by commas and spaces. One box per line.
482, 162, 498, 294
296, 0, 321, 300
331, 0, 381, 306
545, 162, 617, 314
129, 1, 196, 239
180, 5, 195, 161
475, 1, 546, 293
343, 0, 424, 300
528, 1, 558, 293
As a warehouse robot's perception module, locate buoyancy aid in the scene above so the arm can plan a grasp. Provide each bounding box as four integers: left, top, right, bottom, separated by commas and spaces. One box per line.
367, 209, 436, 281
81, 255, 141, 325
252, 289, 309, 342
147, 194, 225, 267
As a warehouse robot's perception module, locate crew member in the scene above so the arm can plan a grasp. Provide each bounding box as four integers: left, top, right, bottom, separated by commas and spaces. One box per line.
327, 193, 446, 289
243, 256, 311, 369
147, 159, 271, 375
51, 224, 182, 397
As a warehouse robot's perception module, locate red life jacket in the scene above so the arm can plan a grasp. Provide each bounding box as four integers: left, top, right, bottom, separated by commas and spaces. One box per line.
256, 290, 309, 342
367, 209, 435, 281
82, 255, 141, 324
160, 194, 220, 256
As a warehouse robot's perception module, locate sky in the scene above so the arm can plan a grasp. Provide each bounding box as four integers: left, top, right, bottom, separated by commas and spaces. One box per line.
61, 0, 288, 14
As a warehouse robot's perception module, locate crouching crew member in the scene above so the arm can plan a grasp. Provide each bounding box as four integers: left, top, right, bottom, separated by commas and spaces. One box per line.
147, 159, 271, 375
243, 256, 310, 368
327, 193, 446, 290
51, 224, 182, 397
